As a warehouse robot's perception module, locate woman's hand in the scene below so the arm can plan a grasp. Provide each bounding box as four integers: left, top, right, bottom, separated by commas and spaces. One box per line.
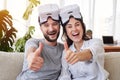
64, 42, 80, 65
64, 42, 92, 65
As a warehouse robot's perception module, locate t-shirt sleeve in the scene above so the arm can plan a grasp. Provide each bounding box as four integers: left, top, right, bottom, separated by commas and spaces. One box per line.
24, 38, 39, 57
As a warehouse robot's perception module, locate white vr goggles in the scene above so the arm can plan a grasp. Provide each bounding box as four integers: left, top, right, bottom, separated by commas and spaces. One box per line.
60, 4, 82, 24
38, 4, 60, 24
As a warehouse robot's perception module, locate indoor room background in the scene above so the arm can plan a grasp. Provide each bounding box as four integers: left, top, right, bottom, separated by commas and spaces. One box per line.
0, 0, 120, 43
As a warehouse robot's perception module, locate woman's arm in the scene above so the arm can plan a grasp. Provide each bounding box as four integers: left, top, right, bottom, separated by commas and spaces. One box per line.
64, 39, 104, 65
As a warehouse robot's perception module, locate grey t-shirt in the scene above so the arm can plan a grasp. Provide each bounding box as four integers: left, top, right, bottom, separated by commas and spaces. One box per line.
17, 38, 64, 80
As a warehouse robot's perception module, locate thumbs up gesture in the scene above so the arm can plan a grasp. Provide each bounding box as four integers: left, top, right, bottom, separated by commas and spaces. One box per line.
27, 42, 44, 71
64, 41, 80, 65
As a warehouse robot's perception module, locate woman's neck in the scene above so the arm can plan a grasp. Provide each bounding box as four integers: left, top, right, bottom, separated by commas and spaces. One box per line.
74, 40, 83, 51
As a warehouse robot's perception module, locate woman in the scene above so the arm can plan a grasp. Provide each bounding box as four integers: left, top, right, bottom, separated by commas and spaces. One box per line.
58, 4, 109, 80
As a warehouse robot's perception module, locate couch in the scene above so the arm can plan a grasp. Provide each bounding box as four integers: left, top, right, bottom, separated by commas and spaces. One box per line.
0, 51, 120, 80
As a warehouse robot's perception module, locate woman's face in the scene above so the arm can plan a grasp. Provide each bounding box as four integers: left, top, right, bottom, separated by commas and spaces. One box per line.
65, 17, 83, 43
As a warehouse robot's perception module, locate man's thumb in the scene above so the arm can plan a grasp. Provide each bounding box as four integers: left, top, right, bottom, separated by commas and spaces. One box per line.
34, 42, 43, 56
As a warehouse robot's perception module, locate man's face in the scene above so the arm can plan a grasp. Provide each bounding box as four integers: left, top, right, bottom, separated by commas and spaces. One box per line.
40, 18, 60, 42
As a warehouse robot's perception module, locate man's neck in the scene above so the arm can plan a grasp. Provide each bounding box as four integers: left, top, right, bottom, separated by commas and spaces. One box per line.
45, 39, 57, 46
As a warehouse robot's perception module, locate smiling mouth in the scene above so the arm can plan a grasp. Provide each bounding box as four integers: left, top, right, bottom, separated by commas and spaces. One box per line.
72, 32, 79, 36
48, 31, 57, 35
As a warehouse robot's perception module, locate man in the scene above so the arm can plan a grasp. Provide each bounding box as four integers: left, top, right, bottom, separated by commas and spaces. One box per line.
16, 4, 64, 80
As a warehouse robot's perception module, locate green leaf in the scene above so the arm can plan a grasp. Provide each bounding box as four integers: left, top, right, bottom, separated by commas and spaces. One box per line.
15, 26, 35, 52
23, 0, 40, 20
0, 10, 17, 52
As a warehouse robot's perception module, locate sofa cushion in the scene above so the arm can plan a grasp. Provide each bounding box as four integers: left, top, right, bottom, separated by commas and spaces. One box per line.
0, 52, 24, 80
104, 52, 120, 80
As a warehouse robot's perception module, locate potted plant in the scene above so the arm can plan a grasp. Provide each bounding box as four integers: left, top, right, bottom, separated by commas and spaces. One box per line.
0, 0, 40, 52
15, 26, 35, 52
0, 10, 17, 52
14, 0, 40, 52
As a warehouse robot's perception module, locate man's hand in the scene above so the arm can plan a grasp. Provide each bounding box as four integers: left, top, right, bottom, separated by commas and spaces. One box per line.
64, 42, 80, 65
27, 42, 44, 71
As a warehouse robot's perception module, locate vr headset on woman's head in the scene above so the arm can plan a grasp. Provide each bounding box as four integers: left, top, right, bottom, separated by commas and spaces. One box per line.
60, 4, 82, 24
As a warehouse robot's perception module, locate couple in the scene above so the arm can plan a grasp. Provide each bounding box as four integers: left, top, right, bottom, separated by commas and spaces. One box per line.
17, 4, 109, 80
